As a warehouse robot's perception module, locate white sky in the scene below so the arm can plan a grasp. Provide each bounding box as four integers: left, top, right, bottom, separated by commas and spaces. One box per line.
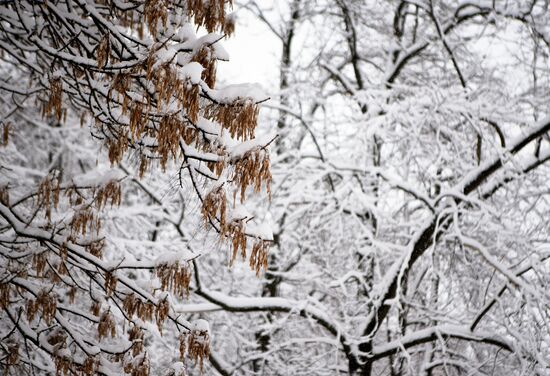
216, 12, 279, 92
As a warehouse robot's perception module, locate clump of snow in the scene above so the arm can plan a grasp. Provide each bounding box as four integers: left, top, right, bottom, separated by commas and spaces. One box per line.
229, 134, 275, 159
179, 62, 203, 84
153, 47, 177, 69
72, 168, 126, 187
194, 34, 223, 49
197, 117, 222, 135
212, 42, 229, 61
193, 33, 229, 60
230, 204, 251, 221
56, 348, 71, 358
154, 250, 196, 266
166, 362, 186, 376
247, 222, 274, 241
176, 24, 196, 43
192, 319, 209, 333
157, 291, 169, 301
212, 83, 268, 103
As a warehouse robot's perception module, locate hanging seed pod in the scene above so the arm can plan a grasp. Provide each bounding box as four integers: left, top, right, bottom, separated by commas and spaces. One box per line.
187, 320, 210, 372
105, 272, 117, 296
156, 262, 192, 298
232, 148, 272, 202
202, 186, 227, 231
249, 240, 270, 276
192, 46, 216, 88
178, 333, 187, 361
43, 77, 63, 121
212, 100, 259, 140
223, 13, 236, 37
0, 283, 10, 309
129, 326, 145, 356
98, 310, 116, 339
227, 220, 246, 266
54, 356, 71, 376
0, 186, 8, 205
155, 298, 170, 333
2, 122, 9, 146
95, 180, 122, 210
144, 0, 168, 36
96, 34, 110, 69
82, 356, 100, 376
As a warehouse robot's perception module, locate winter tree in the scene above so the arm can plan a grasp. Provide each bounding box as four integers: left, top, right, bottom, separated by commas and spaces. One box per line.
0, 1, 273, 375
181, 1, 550, 375
2, 0, 550, 375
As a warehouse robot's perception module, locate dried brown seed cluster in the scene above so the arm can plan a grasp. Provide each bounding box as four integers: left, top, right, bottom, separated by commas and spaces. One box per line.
87, 239, 105, 258
123, 353, 150, 376
121, 294, 173, 334
0, 283, 10, 309
98, 310, 116, 339
187, 325, 210, 372
156, 262, 192, 298
155, 298, 169, 332
0, 185, 8, 205
228, 221, 246, 266
228, 223, 270, 275
4, 343, 19, 372
119, 11, 144, 38
67, 286, 77, 304
145, 54, 201, 120
103, 49, 205, 173
123, 293, 155, 322
97, 34, 110, 69
106, 127, 130, 166
182, 84, 201, 123
2, 122, 9, 146
26, 290, 57, 324
207, 157, 226, 177
202, 184, 270, 273
47, 327, 67, 347
223, 15, 236, 37
178, 333, 187, 361
64, 186, 83, 207
38, 174, 61, 221
139, 155, 150, 178
32, 252, 47, 277
105, 272, 117, 296
91, 300, 101, 316
43, 77, 64, 121
70, 208, 101, 237
192, 46, 216, 88
129, 326, 145, 356
95, 180, 122, 209
232, 148, 272, 202
59, 241, 68, 261
157, 115, 186, 169
82, 356, 100, 376
211, 101, 259, 140
202, 186, 227, 229
250, 240, 269, 276
55, 355, 71, 376
188, 0, 233, 33
49, 261, 69, 284
110, 73, 131, 113
144, 0, 168, 36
